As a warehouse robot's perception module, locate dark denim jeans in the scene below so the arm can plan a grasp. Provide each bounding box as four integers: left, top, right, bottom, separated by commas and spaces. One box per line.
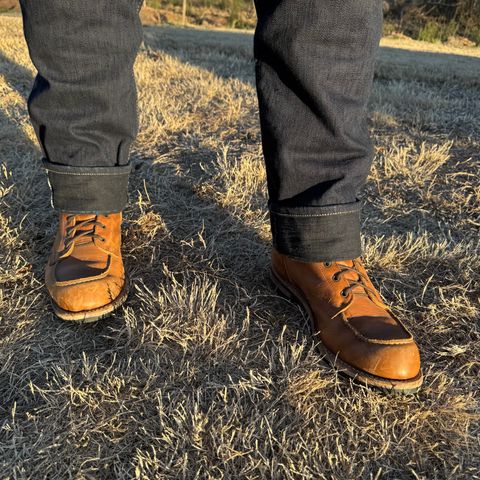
19, 0, 383, 262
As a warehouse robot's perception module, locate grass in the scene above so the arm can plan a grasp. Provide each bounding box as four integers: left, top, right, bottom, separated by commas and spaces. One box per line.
417, 20, 459, 44
0, 16, 479, 479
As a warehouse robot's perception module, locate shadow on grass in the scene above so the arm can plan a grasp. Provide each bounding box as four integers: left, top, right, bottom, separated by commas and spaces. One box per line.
0, 26, 446, 362
0, 25, 472, 396
142, 25, 480, 86
0, 43, 318, 417
0, 52, 53, 329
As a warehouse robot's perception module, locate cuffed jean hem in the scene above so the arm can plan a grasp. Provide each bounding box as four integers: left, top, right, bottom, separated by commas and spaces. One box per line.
269, 201, 362, 262
42, 159, 131, 213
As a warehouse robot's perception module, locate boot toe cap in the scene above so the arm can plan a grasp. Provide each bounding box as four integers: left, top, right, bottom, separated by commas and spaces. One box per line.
48, 276, 125, 313
345, 340, 421, 381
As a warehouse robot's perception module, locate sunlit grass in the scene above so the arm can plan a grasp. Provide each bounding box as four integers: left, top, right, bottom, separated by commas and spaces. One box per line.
0, 17, 479, 479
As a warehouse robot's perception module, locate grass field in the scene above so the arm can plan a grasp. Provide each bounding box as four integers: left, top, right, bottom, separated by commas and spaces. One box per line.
1, 16, 479, 480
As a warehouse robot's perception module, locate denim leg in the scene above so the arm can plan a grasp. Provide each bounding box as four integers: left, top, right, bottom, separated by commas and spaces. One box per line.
254, 0, 383, 261
20, 0, 144, 213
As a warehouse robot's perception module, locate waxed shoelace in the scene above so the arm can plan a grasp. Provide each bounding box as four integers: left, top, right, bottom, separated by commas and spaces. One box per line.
59, 214, 107, 258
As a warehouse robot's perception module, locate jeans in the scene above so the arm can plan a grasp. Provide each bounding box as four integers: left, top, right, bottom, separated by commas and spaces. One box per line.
19, 0, 383, 262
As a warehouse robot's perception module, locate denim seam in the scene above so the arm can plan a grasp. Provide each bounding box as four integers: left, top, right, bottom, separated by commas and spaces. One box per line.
271, 210, 359, 218
130, 0, 143, 162
45, 170, 130, 176
54, 209, 122, 214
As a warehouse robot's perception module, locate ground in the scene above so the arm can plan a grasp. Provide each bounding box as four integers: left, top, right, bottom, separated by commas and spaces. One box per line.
0, 16, 479, 480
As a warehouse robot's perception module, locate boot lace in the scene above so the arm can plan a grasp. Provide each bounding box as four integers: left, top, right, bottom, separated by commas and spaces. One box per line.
59, 214, 107, 258
326, 261, 389, 317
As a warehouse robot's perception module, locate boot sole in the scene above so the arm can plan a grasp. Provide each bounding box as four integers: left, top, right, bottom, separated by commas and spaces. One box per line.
51, 282, 129, 323
270, 267, 423, 395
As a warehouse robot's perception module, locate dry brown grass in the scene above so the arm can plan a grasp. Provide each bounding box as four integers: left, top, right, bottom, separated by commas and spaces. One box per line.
0, 16, 479, 480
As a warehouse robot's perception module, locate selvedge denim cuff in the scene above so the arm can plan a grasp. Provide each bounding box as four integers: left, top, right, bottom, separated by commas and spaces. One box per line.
42, 159, 131, 213
269, 201, 362, 262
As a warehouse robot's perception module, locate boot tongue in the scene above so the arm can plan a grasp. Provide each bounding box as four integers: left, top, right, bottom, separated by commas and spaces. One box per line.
337, 259, 354, 268
72, 213, 96, 223
336, 260, 366, 295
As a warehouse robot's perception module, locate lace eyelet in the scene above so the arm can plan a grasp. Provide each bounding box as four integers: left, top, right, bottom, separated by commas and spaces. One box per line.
324, 262, 332, 267
332, 273, 340, 282
340, 289, 349, 297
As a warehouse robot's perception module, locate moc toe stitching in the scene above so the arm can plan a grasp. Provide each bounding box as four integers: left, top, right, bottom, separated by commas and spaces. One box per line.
53, 255, 112, 287
331, 318, 421, 381
340, 313, 414, 345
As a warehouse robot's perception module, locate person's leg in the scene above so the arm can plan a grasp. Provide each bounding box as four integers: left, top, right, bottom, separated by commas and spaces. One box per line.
20, 0, 143, 321
254, 0, 382, 262
255, 0, 423, 392
20, 0, 143, 213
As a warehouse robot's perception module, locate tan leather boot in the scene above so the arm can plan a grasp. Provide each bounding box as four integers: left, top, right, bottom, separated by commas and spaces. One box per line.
271, 249, 422, 393
45, 213, 128, 322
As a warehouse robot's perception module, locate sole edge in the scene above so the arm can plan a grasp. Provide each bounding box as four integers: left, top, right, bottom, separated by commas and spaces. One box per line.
51, 282, 129, 323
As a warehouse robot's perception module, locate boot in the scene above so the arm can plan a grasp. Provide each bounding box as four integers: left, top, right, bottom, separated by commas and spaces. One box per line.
271, 249, 422, 393
45, 213, 128, 322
